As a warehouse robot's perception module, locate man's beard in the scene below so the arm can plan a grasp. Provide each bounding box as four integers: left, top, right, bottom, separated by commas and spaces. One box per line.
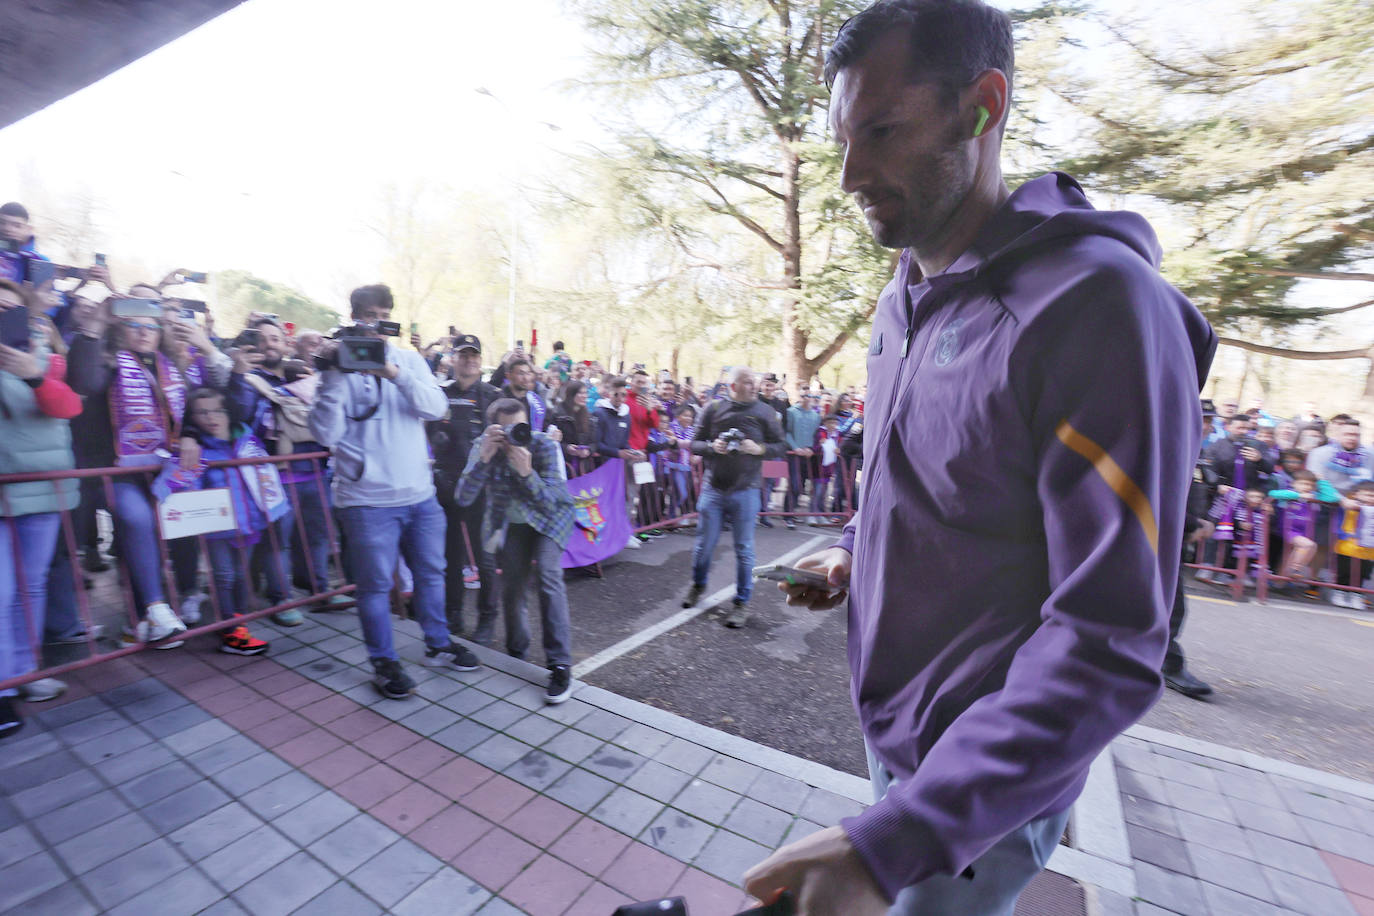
866, 127, 972, 252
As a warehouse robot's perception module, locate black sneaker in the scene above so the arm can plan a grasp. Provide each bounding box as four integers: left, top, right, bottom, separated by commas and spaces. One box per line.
546, 666, 573, 705
759, 516, 774, 528
723, 598, 750, 628
0, 696, 23, 741
81, 547, 110, 573
682, 583, 705, 608
423, 642, 481, 672
784, 518, 796, 530
371, 658, 417, 700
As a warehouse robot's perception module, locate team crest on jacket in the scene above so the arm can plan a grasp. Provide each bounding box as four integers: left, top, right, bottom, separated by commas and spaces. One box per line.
934, 318, 964, 367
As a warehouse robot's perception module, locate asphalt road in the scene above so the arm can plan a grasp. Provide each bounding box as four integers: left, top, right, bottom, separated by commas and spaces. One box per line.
1143, 586, 1374, 782
561, 523, 869, 777
554, 526, 1374, 784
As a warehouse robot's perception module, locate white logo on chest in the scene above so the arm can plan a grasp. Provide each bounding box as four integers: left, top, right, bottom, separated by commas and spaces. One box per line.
934, 319, 964, 367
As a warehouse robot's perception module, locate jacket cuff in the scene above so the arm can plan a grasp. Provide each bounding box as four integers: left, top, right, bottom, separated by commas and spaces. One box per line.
842, 796, 944, 901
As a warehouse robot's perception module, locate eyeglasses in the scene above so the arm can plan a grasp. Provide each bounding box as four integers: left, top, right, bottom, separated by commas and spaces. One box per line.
122, 321, 160, 332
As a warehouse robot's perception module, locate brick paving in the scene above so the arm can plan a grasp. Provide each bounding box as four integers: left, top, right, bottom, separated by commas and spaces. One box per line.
2, 606, 1370, 914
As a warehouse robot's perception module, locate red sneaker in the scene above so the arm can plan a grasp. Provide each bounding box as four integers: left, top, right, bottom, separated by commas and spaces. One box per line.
220, 625, 269, 657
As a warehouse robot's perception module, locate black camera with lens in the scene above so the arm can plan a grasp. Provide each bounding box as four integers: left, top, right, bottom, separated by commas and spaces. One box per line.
315, 321, 401, 373
721, 427, 745, 453
502, 421, 533, 447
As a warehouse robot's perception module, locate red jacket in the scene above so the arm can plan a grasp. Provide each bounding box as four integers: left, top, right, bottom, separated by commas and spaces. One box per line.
628, 394, 656, 450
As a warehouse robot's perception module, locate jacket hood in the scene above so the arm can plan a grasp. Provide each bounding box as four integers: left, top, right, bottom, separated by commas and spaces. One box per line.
941, 172, 1163, 280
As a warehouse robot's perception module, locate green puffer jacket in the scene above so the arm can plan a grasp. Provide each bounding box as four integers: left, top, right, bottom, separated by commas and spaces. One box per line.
0, 350, 78, 518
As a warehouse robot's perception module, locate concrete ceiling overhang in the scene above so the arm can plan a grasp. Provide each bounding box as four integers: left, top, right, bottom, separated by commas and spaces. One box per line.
0, 0, 246, 130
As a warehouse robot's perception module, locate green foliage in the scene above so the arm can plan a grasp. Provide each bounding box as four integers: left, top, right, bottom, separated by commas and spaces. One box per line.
1050, 0, 1374, 331
211, 270, 341, 334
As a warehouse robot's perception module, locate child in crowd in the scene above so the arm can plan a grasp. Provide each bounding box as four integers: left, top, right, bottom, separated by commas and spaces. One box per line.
154, 387, 289, 655
1332, 480, 1374, 610
809, 413, 843, 523
1209, 484, 1266, 581
1268, 448, 1307, 491
1268, 469, 1338, 589
661, 406, 696, 517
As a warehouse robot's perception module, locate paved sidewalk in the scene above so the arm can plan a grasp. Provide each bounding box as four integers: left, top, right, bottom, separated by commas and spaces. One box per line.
0, 607, 1370, 915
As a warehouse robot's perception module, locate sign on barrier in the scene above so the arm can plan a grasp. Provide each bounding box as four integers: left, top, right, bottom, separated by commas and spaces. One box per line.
157, 488, 237, 539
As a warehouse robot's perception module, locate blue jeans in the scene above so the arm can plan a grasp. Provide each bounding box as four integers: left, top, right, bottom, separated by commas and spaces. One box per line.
336, 498, 450, 662
498, 523, 572, 667
250, 510, 294, 605
867, 745, 1070, 915
206, 539, 251, 621
111, 479, 166, 611
290, 476, 333, 593
690, 484, 757, 603
1, 513, 61, 697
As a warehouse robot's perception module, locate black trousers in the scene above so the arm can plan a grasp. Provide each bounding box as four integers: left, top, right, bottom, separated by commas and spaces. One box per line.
442, 494, 497, 634
1164, 548, 1189, 675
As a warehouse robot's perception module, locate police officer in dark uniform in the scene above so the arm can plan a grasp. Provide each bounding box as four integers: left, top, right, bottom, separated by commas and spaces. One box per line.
1165, 398, 1217, 699
427, 335, 501, 639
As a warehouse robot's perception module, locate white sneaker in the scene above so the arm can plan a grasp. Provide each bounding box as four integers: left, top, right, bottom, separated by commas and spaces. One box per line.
624, 535, 642, 550
144, 602, 188, 645
1331, 591, 1354, 609
178, 592, 206, 625
18, 678, 67, 702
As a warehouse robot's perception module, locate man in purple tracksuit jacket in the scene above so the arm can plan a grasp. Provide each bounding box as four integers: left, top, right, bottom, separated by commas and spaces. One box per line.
746, 2, 1216, 914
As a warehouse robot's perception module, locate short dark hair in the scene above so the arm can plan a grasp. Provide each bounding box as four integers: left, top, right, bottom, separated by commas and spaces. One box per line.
553, 340, 565, 351
632, 368, 649, 378
1280, 448, 1306, 463
1330, 413, 1353, 425
248, 315, 285, 332
824, 0, 1014, 107
0, 202, 29, 219
1351, 480, 1374, 497
349, 284, 393, 317
507, 356, 533, 372
486, 397, 527, 423
609, 377, 629, 391
1344, 417, 1361, 428
1291, 469, 1317, 484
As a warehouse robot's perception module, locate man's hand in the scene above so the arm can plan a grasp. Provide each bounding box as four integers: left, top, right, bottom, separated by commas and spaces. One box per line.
366, 362, 400, 381
178, 437, 202, 471
505, 444, 534, 478
409, 332, 422, 350
230, 347, 264, 375
479, 425, 506, 463
711, 437, 729, 455
547, 426, 563, 443
1240, 445, 1261, 463
743, 826, 887, 916
780, 546, 851, 610
85, 263, 114, 289
0, 344, 41, 381
740, 438, 765, 456
1189, 520, 1215, 543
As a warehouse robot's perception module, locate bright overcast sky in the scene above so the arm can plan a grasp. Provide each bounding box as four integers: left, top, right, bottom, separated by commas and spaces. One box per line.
0, 0, 598, 306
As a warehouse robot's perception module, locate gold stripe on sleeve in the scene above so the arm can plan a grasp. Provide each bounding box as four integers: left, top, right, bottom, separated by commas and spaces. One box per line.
1055, 419, 1158, 554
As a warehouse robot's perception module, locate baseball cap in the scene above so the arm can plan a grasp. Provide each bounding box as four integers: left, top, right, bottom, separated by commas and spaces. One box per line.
453, 334, 481, 353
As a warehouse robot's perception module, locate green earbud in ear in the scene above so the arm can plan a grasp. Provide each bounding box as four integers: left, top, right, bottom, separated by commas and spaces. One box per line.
973, 105, 991, 137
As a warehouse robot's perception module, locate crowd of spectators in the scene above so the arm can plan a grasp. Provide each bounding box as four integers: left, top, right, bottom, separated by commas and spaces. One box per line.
0, 199, 865, 737
1194, 397, 1374, 608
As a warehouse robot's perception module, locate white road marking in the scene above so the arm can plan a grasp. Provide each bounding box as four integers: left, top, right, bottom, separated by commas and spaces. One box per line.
573, 534, 834, 678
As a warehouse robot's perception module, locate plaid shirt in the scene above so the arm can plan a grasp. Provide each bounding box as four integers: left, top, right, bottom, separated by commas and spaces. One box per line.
456, 431, 574, 549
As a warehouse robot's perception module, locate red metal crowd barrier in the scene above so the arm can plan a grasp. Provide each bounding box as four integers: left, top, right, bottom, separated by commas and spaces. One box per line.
0, 453, 353, 692
1181, 498, 1374, 608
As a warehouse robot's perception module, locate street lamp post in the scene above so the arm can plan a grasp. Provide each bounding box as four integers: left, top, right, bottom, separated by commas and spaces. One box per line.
475, 87, 559, 353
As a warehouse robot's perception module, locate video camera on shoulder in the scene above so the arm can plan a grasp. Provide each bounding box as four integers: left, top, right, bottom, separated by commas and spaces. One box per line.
315, 320, 401, 372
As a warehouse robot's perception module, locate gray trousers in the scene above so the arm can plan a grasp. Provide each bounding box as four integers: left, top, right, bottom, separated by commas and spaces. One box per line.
867, 745, 1070, 916
498, 523, 573, 668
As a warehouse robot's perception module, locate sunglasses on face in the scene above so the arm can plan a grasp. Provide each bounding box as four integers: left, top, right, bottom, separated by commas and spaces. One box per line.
123, 321, 160, 332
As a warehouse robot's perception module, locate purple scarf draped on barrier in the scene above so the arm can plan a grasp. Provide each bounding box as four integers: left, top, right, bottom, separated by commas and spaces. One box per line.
110, 350, 186, 466
561, 458, 630, 569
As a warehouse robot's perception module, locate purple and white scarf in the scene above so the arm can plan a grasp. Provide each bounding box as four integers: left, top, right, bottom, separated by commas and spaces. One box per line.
110, 350, 186, 466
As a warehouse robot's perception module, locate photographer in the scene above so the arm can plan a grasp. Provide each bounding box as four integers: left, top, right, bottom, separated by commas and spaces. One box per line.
456, 398, 576, 704
426, 334, 501, 639
681, 367, 785, 627
308, 284, 481, 700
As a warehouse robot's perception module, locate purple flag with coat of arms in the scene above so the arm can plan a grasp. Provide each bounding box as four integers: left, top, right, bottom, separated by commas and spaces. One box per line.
561, 458, 631, 568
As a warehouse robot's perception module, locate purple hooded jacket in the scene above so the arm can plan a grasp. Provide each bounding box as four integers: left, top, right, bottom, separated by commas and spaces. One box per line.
836, 173, 1216, 897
